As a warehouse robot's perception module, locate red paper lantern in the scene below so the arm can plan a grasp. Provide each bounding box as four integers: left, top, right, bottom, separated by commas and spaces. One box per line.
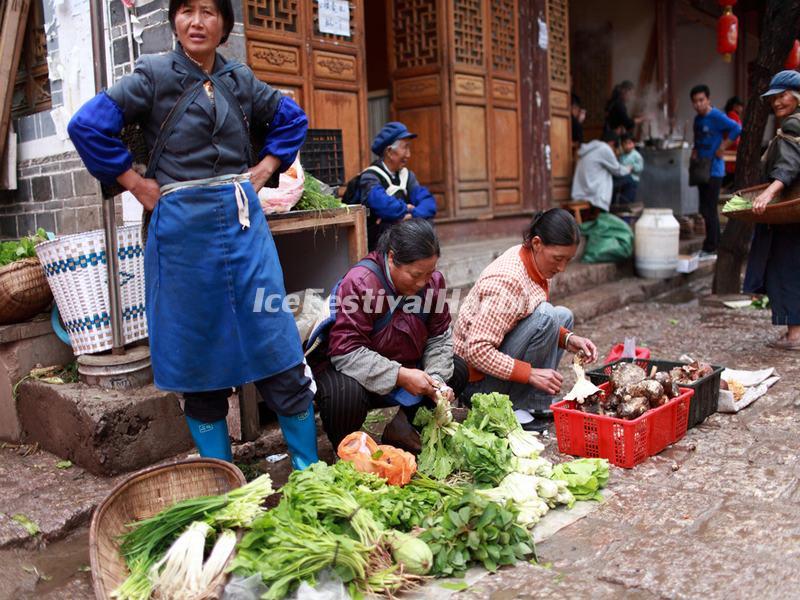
717, 3, 738, 63
785, 40, 800, 70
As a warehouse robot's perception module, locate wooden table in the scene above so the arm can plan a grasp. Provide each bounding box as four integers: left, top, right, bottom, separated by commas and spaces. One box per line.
237, 205, 368, 441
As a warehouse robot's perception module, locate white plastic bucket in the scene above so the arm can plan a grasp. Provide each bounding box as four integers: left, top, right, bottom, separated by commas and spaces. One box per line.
634, 208, 680, 279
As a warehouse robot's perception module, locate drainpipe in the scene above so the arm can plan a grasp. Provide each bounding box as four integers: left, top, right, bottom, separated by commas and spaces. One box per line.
89, 0, 125, 355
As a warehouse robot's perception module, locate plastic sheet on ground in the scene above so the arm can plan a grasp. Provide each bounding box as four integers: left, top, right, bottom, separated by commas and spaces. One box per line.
405, 492, 613, 599
718, 368, 781, 413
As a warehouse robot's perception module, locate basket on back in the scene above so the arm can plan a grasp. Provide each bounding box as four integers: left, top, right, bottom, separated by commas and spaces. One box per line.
89, 458, 246, 600
726, 181, 800, 224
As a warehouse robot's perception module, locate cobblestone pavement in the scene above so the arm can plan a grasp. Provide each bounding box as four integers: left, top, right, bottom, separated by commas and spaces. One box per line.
2, 285, 798, 599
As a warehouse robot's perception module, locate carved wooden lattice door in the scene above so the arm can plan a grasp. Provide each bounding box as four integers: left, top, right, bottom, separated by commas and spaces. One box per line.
546, 0, 572, 201
388, 0, 524, 220
244, 1, 368, 180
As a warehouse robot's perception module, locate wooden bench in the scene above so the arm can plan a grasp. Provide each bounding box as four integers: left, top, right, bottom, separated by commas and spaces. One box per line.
559, 201, 593, 224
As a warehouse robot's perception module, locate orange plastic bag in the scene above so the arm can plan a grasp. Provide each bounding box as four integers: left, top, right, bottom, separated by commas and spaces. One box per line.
337, 432, 417, 485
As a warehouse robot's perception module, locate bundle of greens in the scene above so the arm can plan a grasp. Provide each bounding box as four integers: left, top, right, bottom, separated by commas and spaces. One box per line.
722, 194, 753, 213
420, 492, 535, 577
113, 474, 273, 600
295, 174, 343, 211
414, 397, 460, 480
280, 462, 384, 546
230, 503, 372, 600
464, 392, 544, 459
0, 228, 48, 267
551, 458, 609, 502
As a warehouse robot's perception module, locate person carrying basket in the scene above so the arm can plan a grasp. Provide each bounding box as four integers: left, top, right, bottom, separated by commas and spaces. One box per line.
744, 70, 800, 350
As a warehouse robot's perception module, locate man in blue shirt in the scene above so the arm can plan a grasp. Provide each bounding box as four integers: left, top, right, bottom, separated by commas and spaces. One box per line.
691, 84, 742, 256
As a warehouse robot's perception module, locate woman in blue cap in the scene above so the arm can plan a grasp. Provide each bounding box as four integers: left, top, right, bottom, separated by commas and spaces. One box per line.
67, 0, 319, 467
744, 70, 800, 350
359, 122, 438, 249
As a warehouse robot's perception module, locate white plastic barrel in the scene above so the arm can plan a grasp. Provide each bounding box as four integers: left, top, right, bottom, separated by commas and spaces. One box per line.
634, 208, 680, 279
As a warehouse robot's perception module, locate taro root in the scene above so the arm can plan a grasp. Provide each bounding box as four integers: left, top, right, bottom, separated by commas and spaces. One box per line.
654, 372, 679, 398
610, 362, 647, 391
624, 379, 664, 402
650, 395, 669, 408
618, 396, 650, 420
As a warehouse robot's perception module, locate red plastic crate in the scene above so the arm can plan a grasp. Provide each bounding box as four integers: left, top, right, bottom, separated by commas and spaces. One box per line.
552, 382, 693, 468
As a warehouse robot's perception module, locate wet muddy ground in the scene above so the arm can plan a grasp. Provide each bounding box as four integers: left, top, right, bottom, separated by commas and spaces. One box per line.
2, 281, 798, 599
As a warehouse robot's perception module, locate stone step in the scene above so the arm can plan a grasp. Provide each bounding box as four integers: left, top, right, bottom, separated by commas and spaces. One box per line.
440, 234, 707, 301
17, 381, 193, 477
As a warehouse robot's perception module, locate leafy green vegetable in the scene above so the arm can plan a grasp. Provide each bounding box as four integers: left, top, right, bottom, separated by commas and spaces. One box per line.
0, 228, 48, 266
440, 581, 469, 591
295, 174, 343, 211
420, 492, 535, 577
453, 424, 513, 486
12, 513, 40, 536
722, 194, 753, 213
550, 458, 609, 502
231, 503, 372, 600
414, 401, 460, 480
56, 460, 72, 469
751, 295, 769, 309
463, 392, 518, 436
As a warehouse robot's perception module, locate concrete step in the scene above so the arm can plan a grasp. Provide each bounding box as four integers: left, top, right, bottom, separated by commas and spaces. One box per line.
439, 234, 707, 301
561, 258, 715, 325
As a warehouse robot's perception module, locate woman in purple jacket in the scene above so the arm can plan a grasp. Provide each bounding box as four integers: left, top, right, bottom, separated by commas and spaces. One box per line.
314, 219, 467, 452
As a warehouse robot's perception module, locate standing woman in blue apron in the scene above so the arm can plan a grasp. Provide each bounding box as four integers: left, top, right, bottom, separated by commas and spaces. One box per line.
67, 0, 318, 468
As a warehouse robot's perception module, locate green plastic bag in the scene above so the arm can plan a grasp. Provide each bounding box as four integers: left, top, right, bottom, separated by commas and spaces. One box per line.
579, 212, 633, 263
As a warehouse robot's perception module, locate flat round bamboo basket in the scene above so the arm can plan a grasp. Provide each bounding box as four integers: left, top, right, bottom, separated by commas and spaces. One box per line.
0, 257, 52, 325
726, 183, 800, 224
89, 458, 246, 600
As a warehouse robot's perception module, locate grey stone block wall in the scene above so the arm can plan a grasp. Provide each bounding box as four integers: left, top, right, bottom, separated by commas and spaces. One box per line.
0, 152, 106, 240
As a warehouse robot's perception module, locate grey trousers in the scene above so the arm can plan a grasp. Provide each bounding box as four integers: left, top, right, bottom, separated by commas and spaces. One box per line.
463, 302, 574, 412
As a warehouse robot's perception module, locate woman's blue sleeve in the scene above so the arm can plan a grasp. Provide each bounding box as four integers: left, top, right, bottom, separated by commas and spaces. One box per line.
67, 92, 132, 185
259, 96, 308, 173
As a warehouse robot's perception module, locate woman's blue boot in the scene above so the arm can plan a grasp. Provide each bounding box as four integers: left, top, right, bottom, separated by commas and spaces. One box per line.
185, 416, 233, 462
277, 406, 319, 470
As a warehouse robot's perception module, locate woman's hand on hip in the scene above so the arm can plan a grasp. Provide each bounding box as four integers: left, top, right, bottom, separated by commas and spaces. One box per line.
117, 168, 160, 211
131, 178, 161, 211
568, 335, 598, 363
397, 367, 436, 397
249, 155, 281, 192
528, 368, 563, 395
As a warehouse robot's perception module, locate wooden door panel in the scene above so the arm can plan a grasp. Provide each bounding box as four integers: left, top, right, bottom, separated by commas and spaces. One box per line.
313, 89, 361, 179
396, 106, 444, 186
493, 108, 519, 181
495, 188, 520, 206
459, 190, 490, 209
455, 104, 488, 181
550, 114, 571, 180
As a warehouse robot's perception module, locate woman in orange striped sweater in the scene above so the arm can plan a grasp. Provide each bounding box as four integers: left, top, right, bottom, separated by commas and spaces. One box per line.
453, 209, 598, 430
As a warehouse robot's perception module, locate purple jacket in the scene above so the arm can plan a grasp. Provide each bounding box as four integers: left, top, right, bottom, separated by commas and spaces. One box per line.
328, 252, 450, 367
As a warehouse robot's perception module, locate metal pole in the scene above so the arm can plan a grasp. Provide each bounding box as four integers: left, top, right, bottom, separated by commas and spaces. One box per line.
90, 0, 125, 355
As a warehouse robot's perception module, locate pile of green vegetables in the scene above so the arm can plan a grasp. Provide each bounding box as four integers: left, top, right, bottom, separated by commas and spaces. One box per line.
722, 194, 753, 213
294, 174, 343, 211
0, 228, 48, 267
113, 393, 609, 599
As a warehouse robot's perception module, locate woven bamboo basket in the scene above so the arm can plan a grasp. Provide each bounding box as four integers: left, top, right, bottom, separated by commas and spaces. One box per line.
89, 458, 246, 600
726, 182, 800, 224
35, 225, 147, 355
0, 257, 53, 325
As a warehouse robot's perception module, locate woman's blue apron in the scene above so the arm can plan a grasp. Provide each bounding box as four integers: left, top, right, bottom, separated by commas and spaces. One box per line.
145, 173, 303, 392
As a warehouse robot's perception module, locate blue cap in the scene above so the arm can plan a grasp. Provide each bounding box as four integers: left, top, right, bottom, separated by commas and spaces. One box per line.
762, 70, 800, 97
371, 121, 417, 156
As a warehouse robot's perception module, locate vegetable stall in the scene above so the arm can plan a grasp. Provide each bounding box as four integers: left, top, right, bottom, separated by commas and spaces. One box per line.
92, 392, 610, 599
